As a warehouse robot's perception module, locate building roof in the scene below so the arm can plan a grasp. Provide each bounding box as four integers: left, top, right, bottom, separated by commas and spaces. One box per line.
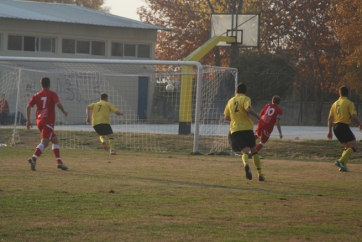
0, 0, 166, 30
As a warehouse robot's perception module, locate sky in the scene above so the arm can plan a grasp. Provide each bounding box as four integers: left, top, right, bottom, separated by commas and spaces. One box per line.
104, 0, 145, 21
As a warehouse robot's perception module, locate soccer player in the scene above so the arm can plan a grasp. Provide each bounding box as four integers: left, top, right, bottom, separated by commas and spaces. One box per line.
26, 77, 68, 171
0, 94, 9, 125
86, 93, 123, 155
254, 95, 283, 152
224, 83, 264, 181
327, 86, 362, 172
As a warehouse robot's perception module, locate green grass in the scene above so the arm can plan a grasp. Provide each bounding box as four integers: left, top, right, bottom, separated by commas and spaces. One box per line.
1, 141, 362, 241
2, 127, 362, 161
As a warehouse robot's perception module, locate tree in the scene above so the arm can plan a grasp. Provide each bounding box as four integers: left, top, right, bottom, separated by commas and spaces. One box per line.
260, 0, 343, 125
332, 0, 362, 94
235, 50, 296, 101
26, 0, 110, 12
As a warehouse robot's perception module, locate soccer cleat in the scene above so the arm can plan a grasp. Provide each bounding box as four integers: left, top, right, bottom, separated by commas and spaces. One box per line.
258, 175, 265, 181
244, 164, 252, 180
102, 142, 109, 151
110, 150, 117, 155
28, 158, 36, 171
339, 167, 350, 172
57, 163, 68, 170
335, 161, 346, 169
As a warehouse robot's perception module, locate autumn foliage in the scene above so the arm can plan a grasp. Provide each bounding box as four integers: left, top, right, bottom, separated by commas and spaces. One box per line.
332, 0, 362, 93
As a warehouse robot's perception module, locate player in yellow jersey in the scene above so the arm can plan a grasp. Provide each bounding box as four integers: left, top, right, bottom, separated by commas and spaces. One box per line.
224, 83, 264, 181
86, 93, 123, 155
328, 86, 362, 172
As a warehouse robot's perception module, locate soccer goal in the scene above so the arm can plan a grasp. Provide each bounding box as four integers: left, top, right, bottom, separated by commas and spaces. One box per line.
0, 57, 237, 154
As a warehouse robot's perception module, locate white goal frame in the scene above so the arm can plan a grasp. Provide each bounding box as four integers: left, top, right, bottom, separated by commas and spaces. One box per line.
0, 57, 237, 154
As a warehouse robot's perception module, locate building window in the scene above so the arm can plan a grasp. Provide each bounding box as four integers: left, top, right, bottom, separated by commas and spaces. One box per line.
40, 37, 55, 53
112, 43, 151, 58
8, 35, 22, 51
124, 44, 136, 57
8, 35, 56, 53
111, 42, 123, 57
62, 39, 75, 53
91, 41, 105, 56
24, 36, 36, 51
137, 44, 151, 58
77, 40, 90, 54
62, 39, 105, 56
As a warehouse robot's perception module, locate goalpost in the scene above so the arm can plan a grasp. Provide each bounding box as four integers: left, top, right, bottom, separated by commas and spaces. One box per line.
0, 57, 237, 154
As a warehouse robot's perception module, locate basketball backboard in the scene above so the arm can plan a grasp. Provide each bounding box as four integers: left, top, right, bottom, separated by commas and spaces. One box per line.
210, 13, 260, 47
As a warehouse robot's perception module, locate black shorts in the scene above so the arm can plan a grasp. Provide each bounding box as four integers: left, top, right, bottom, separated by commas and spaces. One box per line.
93, 124, 113, 136
333, 123, 355, 143
228, 130, 256, 152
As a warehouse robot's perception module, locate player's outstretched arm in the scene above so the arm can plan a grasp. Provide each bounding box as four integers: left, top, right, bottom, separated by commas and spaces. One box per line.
246, 107, 260, 120
115, 110, 123, 116
56, 103, 68, 116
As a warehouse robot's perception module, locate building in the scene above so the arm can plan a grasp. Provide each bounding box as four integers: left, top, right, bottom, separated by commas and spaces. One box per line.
0, 0, 170, 125
0, 0, 165, 59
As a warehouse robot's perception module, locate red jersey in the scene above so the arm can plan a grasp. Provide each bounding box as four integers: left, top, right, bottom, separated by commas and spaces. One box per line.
256, 103, 283, 133
28, 89, 60, 126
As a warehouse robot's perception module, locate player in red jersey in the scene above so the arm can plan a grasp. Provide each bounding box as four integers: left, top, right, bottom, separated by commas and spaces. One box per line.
26, 77, 68, 171
254, 95, 283, 152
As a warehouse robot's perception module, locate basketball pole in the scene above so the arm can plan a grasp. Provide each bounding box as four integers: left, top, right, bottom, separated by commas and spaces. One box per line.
179, 36, 236, 135
230, 3, 240, 67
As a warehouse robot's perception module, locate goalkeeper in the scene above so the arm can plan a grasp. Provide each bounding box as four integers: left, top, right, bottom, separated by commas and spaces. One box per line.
86, 93, 123, 155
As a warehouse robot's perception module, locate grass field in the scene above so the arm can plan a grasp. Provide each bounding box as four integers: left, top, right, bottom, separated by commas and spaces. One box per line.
1, 129, 362, 241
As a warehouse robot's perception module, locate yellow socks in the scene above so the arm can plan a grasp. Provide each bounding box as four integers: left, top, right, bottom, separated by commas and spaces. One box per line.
242, 152, 265, 181
99, 135, 106, 143
340, 148, 354, 167
242, 153, 249, 166
243, 153, 263, 176
99, 136, 115, 150
109, 138, 115, 151
253, 154, 263, 176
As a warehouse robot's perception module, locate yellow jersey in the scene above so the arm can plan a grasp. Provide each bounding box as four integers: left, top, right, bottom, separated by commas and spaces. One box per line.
88, 100, 118, 126
329, 97, 357, 124
224, 94, 254, 133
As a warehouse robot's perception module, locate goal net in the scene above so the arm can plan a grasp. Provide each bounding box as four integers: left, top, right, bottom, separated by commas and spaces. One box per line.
0, 57, 237, 154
